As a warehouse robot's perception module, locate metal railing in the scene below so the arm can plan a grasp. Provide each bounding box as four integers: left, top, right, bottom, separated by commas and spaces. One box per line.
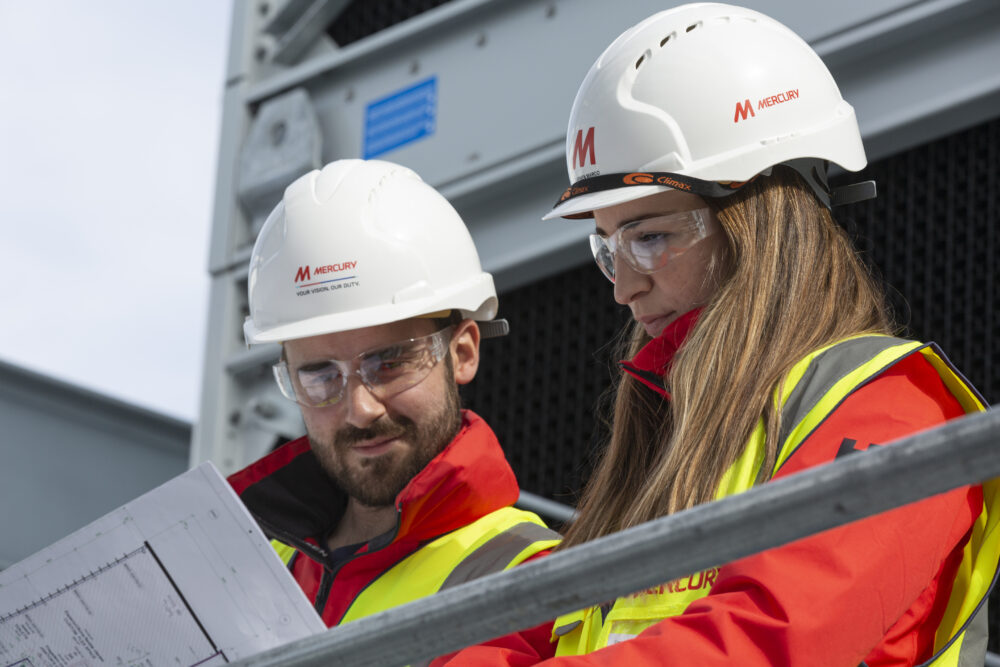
516, 489, 577, 524
233, 408, 1000, 667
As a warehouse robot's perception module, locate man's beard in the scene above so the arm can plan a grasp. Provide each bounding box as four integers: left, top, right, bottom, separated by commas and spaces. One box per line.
310, 376, 462, 508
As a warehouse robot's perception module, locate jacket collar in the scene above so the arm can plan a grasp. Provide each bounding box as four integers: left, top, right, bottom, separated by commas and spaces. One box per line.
619, 308, 702, 398
228, 410, 519, 551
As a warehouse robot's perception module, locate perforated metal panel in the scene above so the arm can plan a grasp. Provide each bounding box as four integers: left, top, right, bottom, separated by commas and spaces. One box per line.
833, 116, 998, 405
326, 0, 455, 46
460, 265, 631, 506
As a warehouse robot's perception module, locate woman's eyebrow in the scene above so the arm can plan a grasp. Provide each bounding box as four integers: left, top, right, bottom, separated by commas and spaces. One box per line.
596, 213, 655, 237
621, 212, 668, 225
608, 211, 681, 232
597, 208, 695, 236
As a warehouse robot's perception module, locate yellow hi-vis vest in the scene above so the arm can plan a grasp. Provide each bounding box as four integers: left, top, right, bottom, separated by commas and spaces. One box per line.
272, 506, 560, 624
553, 335, 999, 666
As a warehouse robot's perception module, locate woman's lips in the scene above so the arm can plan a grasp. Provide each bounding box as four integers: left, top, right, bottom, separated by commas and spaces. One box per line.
638, 313, 673, 337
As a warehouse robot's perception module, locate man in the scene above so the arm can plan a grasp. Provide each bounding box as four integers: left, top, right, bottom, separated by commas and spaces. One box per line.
227, 159, 560, 628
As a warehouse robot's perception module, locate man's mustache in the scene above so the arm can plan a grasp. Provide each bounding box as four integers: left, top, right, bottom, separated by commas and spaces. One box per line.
334, 416, 416, 448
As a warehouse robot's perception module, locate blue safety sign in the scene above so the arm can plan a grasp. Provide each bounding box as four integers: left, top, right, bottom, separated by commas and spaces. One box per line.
363, 77, 437, 159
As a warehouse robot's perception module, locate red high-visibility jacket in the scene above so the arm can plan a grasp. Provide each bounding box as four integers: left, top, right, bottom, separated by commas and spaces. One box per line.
229, 410, 558, 627
433, 351, 986, 666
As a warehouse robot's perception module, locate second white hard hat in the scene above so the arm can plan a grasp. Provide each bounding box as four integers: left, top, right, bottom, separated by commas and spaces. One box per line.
545, 2, 867, 219
244, 159, 498, 345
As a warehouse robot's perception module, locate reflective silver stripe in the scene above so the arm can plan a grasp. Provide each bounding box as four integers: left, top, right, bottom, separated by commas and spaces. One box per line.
953, 604, 988, 667
553, 620, 582, 637
775, 336, 910, 469
438, 522, 560, 592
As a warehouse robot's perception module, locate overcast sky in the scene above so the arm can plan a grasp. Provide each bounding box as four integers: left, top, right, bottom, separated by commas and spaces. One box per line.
0, 2, 233, 421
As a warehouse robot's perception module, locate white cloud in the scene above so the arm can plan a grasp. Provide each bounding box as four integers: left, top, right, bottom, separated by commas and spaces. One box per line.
0, 1, 233, 420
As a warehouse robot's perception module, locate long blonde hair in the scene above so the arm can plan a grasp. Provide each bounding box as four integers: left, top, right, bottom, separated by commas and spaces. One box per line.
561, 168, 894, 548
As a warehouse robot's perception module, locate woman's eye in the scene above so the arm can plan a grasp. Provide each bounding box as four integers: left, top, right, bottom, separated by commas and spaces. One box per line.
630, 232, 670, 251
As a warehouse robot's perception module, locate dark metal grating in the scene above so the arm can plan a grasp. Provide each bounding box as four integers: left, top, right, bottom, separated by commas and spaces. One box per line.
460, 265, 632, 508
832, 118, 998, 408
326, 0, 455, 47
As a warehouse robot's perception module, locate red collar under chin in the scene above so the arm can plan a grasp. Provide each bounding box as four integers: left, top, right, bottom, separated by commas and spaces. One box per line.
619, 308, 702, 398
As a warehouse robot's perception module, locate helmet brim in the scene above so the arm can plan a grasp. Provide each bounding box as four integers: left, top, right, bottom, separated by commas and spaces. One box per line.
543, 183, 674, 220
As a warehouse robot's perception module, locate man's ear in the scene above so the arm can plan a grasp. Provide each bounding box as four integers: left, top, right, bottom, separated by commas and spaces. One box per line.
450, 319, 481, 385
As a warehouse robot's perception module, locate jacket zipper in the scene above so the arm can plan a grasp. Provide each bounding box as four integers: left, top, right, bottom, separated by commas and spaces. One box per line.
257, 508, 405, 622
254, 515, 329, 563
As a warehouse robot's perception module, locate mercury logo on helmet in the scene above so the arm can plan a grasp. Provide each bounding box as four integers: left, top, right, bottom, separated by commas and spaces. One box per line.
733, 99, 755, 123
294, 262, 358, 283
734, 89, 801, 123
572, 127, 596, 169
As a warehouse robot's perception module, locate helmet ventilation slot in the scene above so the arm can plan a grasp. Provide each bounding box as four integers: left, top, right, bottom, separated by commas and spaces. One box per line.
634, 49, 652, 70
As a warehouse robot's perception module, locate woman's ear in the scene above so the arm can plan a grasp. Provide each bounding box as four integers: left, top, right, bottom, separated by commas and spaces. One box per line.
450, 319, 481, 385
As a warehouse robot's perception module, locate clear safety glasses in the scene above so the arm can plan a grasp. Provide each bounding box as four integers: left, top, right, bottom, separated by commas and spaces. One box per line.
273, 327, 453, 408
589, 207, 716, 283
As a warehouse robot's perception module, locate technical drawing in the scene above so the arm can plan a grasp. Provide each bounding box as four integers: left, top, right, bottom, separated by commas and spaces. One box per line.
0, 464, 324, 666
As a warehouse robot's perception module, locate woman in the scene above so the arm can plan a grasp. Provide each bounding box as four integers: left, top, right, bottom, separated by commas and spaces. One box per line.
434, 4, 998, 666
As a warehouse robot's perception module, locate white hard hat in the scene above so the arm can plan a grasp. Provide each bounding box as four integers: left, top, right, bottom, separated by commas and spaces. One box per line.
545, 2, 870, 220
244, 159, 498, 344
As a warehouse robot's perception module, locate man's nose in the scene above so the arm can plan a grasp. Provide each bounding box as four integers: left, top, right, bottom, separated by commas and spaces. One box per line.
343, 375, 386, 429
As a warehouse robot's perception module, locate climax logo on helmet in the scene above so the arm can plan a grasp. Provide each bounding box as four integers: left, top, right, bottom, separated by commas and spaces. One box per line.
572, 127, 596, 169
559, 185, 590, 202
623, 173, 693, 192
